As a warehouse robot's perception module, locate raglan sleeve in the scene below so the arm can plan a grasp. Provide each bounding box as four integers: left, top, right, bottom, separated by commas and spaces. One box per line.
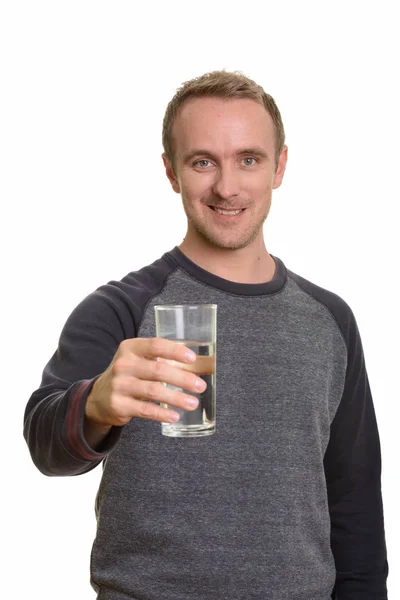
324, 307, 388, 599
23, 285, 135, 477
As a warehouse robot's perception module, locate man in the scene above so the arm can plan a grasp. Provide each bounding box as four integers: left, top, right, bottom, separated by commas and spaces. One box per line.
24, 70, 388, 599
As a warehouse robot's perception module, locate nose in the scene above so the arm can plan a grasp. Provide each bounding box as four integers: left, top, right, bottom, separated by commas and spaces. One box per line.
212, 164, 240, 200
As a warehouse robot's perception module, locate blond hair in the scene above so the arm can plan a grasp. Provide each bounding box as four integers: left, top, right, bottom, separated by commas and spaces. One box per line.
162, 70, 285, 173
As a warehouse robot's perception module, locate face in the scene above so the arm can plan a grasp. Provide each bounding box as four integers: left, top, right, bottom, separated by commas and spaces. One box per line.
163, 97, 288, 251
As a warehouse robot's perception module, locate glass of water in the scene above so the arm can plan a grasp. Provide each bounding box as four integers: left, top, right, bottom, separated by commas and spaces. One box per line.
154, 304, 217, 438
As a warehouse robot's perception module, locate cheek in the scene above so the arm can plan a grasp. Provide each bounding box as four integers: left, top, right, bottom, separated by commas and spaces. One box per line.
257, 177, 273, 198
181, 173, 212, 199
241, 170, 271, 194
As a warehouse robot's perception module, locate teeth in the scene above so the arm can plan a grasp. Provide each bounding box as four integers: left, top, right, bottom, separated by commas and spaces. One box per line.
214, 208, 243, 215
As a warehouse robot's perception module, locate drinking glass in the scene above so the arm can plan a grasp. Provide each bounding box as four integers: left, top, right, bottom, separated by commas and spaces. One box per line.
154, 304, 217, 437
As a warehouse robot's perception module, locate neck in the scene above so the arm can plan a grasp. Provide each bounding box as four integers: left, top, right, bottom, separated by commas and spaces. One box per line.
178, 236, 276, 285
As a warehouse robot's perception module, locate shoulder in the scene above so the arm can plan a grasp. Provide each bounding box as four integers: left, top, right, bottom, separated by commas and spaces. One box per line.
286, 265, 358, 348
63, 253, 179, 337
88, 253, 178, 309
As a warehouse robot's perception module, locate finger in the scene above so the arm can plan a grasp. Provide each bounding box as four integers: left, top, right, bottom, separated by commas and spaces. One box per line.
130, 398, 181, 423
128, 359, 206, 394
120, 337, 197, 363
115, 377, 200, 411
112, 393, 180, 424
112, 357, 207, 394
157, 355, 215, 376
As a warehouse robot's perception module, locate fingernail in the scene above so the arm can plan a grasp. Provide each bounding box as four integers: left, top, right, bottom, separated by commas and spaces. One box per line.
185, 397, 199, 409
185, 351, 196, 362
168, 411, 180, 422
195, 378, 206, 391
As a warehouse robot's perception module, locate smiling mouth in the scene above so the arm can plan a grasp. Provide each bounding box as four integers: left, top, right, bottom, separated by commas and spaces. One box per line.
209, 206, 246, 216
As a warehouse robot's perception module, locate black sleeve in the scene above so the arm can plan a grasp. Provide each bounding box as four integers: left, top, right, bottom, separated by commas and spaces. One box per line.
23, 284, 136, 476
324, 309, 388, 599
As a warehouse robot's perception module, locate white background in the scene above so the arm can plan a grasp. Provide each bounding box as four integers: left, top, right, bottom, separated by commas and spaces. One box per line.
1, 1, 399, 598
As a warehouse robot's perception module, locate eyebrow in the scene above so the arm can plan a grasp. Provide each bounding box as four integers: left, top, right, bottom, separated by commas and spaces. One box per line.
182, 147, 270, 164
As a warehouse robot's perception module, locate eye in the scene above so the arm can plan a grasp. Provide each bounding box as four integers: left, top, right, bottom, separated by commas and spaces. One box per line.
242, 157, 257, 166
194, 159, 213, 168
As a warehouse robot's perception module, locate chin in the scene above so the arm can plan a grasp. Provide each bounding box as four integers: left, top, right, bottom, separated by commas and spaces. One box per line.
201, 233, 255, 251
186, 213, 262, 251
205, 227, 262, 251
214, 241, 249, 251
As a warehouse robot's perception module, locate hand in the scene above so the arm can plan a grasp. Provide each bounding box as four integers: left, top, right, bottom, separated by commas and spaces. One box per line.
85, 338, 207, 429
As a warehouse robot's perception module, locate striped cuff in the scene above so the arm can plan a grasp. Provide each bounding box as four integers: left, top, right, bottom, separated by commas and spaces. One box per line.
63, 379, 121, 462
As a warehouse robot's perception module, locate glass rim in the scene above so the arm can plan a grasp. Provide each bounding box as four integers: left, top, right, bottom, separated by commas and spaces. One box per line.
154, 303, 217, 311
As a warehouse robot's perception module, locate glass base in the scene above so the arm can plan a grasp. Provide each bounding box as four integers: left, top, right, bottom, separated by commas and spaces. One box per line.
162, 423, 216, 438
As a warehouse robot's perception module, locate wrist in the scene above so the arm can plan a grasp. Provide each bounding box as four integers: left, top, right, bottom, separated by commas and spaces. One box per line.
83, 415, 112, 450
84, 388, 112, 448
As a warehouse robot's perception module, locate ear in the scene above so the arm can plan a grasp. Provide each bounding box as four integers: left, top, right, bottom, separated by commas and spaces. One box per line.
272, 145, 288, 190
162, 153, 181, 194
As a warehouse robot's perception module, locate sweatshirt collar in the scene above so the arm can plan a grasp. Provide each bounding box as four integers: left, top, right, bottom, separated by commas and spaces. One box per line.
164, 246, 287, 296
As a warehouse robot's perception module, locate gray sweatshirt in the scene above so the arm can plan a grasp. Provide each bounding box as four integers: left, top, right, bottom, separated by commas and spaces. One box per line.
24, 247, 388, 599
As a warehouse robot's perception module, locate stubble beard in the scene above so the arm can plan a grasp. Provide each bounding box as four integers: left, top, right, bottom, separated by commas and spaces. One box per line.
181, 197, 271, 251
